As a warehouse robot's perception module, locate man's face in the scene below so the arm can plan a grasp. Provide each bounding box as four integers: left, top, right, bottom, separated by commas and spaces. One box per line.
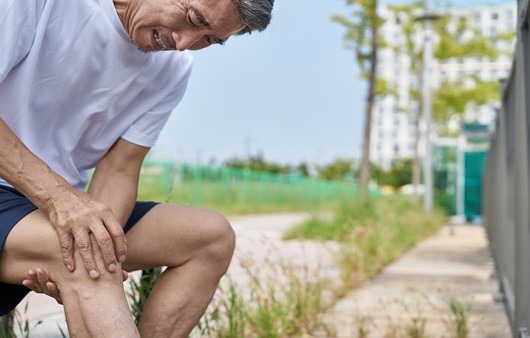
123, 0, 244, 52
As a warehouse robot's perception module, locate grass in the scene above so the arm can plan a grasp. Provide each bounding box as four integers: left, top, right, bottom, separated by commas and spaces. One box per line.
444, 298, 471, 338
0, 303, 42, 338
284, 196, 446, 294
127, 267, 164, 324
196, 257, 333, 338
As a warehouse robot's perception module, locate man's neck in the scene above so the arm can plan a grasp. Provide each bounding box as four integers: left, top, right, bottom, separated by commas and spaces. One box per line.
113, 0, 128, 27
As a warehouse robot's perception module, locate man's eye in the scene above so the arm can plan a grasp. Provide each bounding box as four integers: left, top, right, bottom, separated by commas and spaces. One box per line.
187, 11, 200, 26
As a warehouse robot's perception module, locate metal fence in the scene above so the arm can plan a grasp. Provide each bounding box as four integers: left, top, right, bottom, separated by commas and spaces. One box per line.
138, 160, 369, 214
483, 1, 530, 336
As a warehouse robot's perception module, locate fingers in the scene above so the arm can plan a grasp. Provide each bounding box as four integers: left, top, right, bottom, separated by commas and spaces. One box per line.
23, 270, 43, 293
45, 281, 62, 304
57, 231, 75, 272
89, 223, 118, 273
122, 269, 129, 282
102, 212, 127, 264
23, 269, 62, 304
72, 229, 99, 279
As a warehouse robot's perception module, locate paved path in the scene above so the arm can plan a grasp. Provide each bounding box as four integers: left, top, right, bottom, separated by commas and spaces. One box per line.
318, 226, 511, 338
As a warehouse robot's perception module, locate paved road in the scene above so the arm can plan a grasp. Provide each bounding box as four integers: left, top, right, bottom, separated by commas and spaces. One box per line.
318, 226, 511, 338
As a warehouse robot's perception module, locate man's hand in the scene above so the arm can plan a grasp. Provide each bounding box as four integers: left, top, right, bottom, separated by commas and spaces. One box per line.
43, 187, 127, 279
22, 268, 130, 304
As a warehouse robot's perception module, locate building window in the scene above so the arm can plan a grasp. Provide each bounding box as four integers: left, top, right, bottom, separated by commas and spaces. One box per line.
491, 12, 498, 20
490, 26, 497, 36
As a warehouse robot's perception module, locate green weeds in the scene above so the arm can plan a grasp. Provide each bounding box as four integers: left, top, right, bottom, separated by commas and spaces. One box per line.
445, 298, 471, 338
127, 267, 163, 324
197, 257, 332, 337
285, 197, 445, 294
0, 303, 42, 338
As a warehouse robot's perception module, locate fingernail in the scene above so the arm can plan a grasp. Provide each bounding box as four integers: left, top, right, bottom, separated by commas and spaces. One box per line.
119, 255, 126, 262
108, 263, 117, 271
46, 283, 52, 291
66, 264, 73, 272
89, 270, 99, 279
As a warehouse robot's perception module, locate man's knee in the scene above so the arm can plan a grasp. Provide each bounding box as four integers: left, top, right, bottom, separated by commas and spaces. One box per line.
199, 211, 236, 269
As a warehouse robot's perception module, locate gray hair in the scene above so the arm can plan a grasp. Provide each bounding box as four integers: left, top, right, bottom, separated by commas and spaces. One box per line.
232, 0, 274, 35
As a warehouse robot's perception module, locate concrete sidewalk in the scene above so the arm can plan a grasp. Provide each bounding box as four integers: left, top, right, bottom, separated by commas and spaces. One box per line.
319, 225, 511, 337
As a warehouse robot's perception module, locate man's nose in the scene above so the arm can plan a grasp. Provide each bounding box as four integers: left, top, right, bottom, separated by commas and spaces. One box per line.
172, 31, 202, 51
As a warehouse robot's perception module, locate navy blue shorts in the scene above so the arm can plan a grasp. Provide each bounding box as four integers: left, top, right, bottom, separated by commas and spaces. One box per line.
0, 185, 158, 316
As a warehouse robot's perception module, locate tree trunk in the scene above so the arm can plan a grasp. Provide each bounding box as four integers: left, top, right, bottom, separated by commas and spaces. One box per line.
358, 0, 379, 201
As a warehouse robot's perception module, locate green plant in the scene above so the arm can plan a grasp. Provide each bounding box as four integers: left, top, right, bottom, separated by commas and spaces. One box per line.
406, 316, 427, 338
127, 267, 163, 324
354, 313, 371, 338
445, 298, 471, 338
197, 256, 331, 337
0, 303, 42, 338
285, 197, 445, 293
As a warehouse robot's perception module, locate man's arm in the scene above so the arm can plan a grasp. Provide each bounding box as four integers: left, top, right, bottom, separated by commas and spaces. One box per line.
0, 117, 127, 278
87, 138, 150, 228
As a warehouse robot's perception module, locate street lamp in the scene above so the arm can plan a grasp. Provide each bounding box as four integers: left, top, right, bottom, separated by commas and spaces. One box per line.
418, 11, 440, 212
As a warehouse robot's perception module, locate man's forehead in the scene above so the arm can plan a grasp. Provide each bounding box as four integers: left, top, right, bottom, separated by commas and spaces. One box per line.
190, 0, 242, 31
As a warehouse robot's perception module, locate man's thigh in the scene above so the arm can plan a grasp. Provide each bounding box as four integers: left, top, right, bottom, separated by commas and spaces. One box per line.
0, 203, 232, 283
0, 209, 64, 284
122, 204, 232, 272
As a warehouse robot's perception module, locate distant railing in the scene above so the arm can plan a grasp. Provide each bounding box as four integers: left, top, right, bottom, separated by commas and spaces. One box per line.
138, 160, 367, 214
483, 1, 530, 336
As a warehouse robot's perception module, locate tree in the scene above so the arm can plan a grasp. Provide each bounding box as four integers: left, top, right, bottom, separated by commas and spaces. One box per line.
371, 159, 413, 188
387, 1, 424, 203
332, 0, 387, 200
432, 14, 514, 133
316, 158, 355, 181
224, 155, 290, 174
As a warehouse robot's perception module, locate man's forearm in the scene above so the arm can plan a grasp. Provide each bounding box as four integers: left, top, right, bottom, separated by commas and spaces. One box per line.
87, 162, 140, 227
0, 118, 70, 207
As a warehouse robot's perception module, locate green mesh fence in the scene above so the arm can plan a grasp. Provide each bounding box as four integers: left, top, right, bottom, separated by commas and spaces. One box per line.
137, 160, 369, 214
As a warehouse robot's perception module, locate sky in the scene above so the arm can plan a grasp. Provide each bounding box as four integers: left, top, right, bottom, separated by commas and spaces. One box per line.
154, 0, 513, 166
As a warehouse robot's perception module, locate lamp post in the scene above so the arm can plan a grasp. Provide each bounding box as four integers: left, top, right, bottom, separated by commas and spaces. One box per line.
418, 11, 439, 212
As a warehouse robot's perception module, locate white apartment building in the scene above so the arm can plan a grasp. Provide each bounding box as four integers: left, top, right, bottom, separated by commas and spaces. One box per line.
371, 1, 516, 168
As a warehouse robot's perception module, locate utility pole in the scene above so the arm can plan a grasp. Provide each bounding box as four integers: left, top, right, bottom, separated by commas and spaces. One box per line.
419, 8, 439, 212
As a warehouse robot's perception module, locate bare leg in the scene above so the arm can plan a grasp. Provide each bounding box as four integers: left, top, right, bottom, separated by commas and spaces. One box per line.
4, 204, 235, 337
122, 205, 236, 337
0, 210, 139, 338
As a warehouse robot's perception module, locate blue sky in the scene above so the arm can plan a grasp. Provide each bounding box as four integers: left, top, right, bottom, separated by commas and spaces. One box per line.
154, 0, 512, 166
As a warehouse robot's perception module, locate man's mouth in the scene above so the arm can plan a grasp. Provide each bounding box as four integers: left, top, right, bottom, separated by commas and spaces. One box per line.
154, 30, 168, 49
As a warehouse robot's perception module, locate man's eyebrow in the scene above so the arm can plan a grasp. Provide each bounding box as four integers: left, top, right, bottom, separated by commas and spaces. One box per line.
193, 8, 211, 28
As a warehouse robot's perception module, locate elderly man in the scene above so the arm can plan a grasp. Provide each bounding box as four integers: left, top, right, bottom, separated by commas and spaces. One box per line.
0, 0, 273, 336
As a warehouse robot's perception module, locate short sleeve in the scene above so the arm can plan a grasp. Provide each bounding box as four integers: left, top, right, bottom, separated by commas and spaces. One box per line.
0, 0, 39, 82
121, 53, 193, 147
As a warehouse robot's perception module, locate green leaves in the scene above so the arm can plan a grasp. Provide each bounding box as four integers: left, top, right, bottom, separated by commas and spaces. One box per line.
331, 0, 382, 82
433, 79, 500, 124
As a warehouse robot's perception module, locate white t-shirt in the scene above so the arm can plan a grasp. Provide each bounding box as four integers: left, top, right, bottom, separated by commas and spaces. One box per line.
0, 0, 193, 190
